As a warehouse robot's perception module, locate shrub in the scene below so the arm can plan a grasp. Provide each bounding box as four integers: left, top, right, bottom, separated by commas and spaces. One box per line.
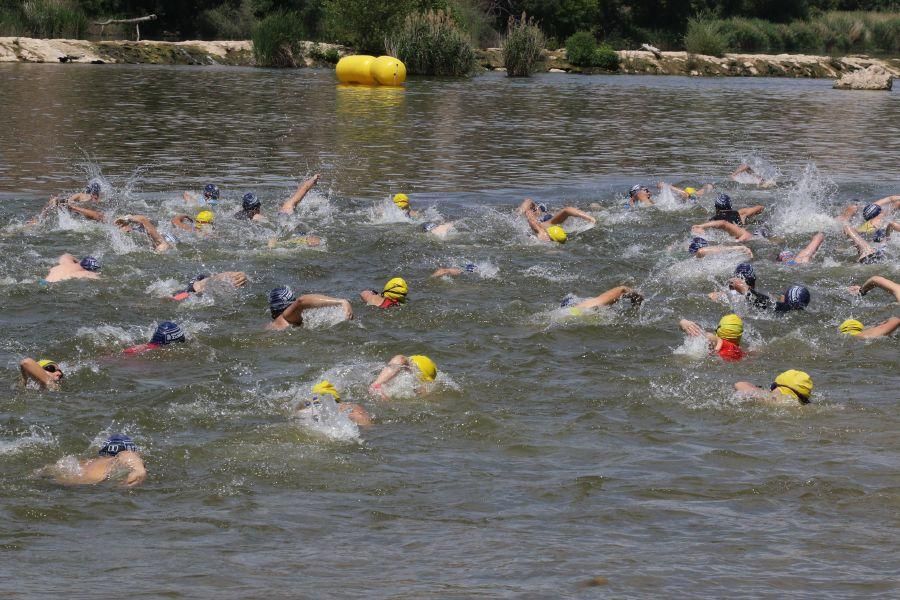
594, 44, 619, 71
449, 0, 498, 48
788, 21, 823, 53
870, 16, 900, 55
19, 0, 87, 38
391, 9, 475, 76
565, 31, 597, 67
683, 17, 726, 57
252, 11, 306, 68
502, 13, 544, 77
199, 0, 256, 40
324, 0, 416, 55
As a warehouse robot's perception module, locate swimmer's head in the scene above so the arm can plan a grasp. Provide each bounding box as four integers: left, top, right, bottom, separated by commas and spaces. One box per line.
312, 380, 340, 402
839, 319, 864, 336
688, 236, 708, 254
463, 263, 477, 273
98, 434, 137, 457
392, 193, 409, 210
714, 193, 732, 211
560, 293, 577, 308
716, 314, 743, 344
408, 355, 437, 382
546, 225, 567, 244
85, 181, 101, 197
150, 321, 186, 345
383, 277, 408, 302
79, 256, 101, 272
242, 192, 261, 212
269, 285, 296, 318
195, 210, 215, 226
629, 184, 650, 199
203, 184, 220, 201
38, 359, 63, 377
187, 273, 209, 293
422, 222, 437, 232
753, 226, 771, 238
778, 250, 795, 263
783, 285, 810, 309
733, 262, 755, 287
684, 187, 697, 196
771, 369, 813, 404
862, 203, 882, 221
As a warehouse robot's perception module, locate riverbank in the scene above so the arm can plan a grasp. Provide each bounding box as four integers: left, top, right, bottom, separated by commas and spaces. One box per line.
1, 36, 898, 79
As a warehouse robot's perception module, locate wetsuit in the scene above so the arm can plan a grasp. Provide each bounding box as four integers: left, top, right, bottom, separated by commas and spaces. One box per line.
717, 339, 744, 362
378, 298, 400, 309
714, 209, 742, 225
745, 289, 795, 312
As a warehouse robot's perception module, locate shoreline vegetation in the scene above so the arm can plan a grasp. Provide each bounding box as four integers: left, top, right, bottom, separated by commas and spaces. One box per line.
1, 36, 898, 81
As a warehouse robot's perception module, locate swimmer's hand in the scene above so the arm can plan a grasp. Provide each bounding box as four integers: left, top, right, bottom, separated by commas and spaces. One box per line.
222, 271, 248, 288
679, 319, 704, 337
728, 278, 750, 294
342, 300, 353, 320
368, 383, 387, 399
848, 285, 863, 296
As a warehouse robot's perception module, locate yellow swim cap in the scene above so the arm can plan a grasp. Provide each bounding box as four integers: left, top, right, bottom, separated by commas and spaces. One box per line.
716, 314, 743, 343
684, 187, 697, 195
839, 319, 864, 335
546, 225, 567, 244
37, 359, 58, 370
312, 380, 340, 401
383, 277, 408, 302
773, 369, 813, 402
392, 193, 409, 210
408, 355, 437, 382
196, 210, 215, 224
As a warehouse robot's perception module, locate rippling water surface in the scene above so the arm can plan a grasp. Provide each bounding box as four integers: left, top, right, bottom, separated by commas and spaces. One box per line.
1, 65, 898, 597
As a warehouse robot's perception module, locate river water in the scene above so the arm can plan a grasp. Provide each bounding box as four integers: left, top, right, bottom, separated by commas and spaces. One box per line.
0, 65, 898, 597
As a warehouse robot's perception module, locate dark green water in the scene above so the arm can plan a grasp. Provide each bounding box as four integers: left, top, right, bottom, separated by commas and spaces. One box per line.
0, 65, 898, 598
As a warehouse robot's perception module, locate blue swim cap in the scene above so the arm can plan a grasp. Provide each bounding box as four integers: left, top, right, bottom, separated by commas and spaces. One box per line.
537, 203, 548, 213
463, 263, 477, 273
862, 203, 882, 221
85, 181, 101, 196
242, 193, 261, 211
628, 184, 644, 197
539, 213, 552, 223
784, 285, 810, 309
203, 184, 220, 200
269, 285, 296, 318
99, 434, 137, 456
150, 321, 186, 345
873, 228, 887, 243
778, 250, 795, 263
734, 262, 755, 287
422, 222, 437, 232
560, 293, 577, 308
187, 273, 209, 293
79, 256, 101, 272
753, 226, 771, 238
715, 193, 732, 211
689, 237, 709, 254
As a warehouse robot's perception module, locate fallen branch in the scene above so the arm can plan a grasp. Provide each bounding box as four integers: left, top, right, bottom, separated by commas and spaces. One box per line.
641, 43, 662, 59
94, 14, 157, 41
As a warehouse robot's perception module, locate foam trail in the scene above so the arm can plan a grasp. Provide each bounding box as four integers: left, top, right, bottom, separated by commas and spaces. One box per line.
0, 426, 56, 456
672, 335, 710, 359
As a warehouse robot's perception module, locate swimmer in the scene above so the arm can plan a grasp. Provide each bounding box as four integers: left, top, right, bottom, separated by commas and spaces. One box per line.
123, 321, 186, 355
838, 317, 899, 339
734, 369, 813, 405
295, 380, 372, 427
267, 285, 353, 330
171, 210, 214, 234
560, 285, 643, 311
708, 262, 756, 302
711, 193, 764, 225
688, 236, 753, 259
369, 354, 437, 399
390, 193, 420, 218
841, 223, 885, 264
730, 163, 776, 188
627, 184, 655, 207
360, 277, 408, 308
18, 358, 64, 390
838, 195, 899, 238
518, 199, 592, 244
279, 174, 321, 215
41, 434, 146, 487
678, 314, 745, 362
43, 254, 101, 283
114, 215, 173, 252
27, 182, 103, 224
431, 263, 478, 278
170, 271, 248, 301
728, 279, 810, 313
234, 193, 265, 222
691, 219, 768, 243
267, 232, 323, 249
849, 276, 900, 303
659, 182, 714, 203
421, 221, 456, 238
776, 232, 825, 265
183, 183, 220, 206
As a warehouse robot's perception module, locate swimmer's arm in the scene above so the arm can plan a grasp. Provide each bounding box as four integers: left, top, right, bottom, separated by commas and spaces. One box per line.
873, 195, 900, 208
130, 216, 170, 252
341, 403, 372, 427
730, 164, 752, 178
18, 358, 56, 389
279, 174, 320, 214
678, 319, 717, 344
193, 271, 248, 293
856, 276, 900, 302
733, 381, 771, 399
695, 246, 752, 259
738, 205, 764, 221
693, 220, 749, 241
66, 192, 94, 203
116, 451, 147, 487
524, 211, 548, 238
58, 253, 79, 266
858, 316, 900, 339
837, 203, 859, 222
431, 267, 463, 278
578, 286, 642, 308
517, 198, 537, 214
661, 182, 687, 198
551, 207, 596, 224
182, 191, 198, 203
65, 203, 106, 222
370, 355, 409, 394
289, 294, 353, 320
170, 214, 195, 232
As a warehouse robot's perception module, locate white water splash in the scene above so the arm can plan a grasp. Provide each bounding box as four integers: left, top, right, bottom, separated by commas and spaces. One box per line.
292, 396, 360, 442
770, 163, 839, 234
0, 426, 56, 456
672, 335, 711, 359
302, 305, 352, 329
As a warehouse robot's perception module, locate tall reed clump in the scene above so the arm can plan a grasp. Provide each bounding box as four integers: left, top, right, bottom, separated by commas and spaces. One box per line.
391, 10, 475, 76
252, 11, 306, 67
683, 16, 726, 57
502, 13, 544, 77
4, 0, 88, 38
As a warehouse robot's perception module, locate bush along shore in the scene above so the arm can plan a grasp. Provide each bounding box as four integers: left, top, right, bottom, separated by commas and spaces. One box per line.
1, 36, 898, 81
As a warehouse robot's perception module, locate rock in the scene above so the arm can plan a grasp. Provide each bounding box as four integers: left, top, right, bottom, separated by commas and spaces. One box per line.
548, 68, 566, 73
833, 65, 893, 90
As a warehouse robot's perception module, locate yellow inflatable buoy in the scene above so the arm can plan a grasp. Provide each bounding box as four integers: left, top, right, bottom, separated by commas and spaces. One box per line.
336, 55, 406, 86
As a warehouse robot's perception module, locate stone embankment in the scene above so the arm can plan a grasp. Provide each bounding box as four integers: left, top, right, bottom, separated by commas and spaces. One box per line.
1, 37, 897, 87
